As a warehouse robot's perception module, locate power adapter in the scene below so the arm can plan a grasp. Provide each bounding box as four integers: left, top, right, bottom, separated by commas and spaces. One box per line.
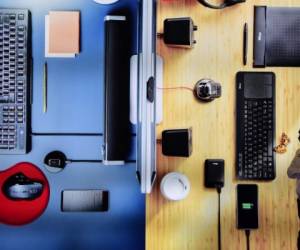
162, 17, 197, 48
205, 159, 225, 189
204, 159, 225, 250
162, 128, 192, 157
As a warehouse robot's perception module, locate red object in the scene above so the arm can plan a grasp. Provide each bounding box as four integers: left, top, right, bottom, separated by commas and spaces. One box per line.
0, 162, 50, 226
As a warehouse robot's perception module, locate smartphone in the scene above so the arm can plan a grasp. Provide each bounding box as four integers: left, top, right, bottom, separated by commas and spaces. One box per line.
237, 184, 258, 229
61, 190, 109, 212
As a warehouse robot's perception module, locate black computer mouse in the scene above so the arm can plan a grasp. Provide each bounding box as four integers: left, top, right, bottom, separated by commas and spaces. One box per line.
2, 172, 43, 200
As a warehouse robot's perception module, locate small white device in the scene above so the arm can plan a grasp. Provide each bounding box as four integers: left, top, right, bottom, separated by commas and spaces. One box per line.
93, 0, 119, 4
160, 172, 190, 201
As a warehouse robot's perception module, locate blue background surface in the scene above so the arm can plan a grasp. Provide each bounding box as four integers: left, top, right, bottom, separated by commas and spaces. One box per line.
0, 1, 144, 250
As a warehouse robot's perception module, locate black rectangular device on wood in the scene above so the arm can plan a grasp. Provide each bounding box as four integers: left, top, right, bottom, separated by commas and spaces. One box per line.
254, 6, 300, 67
236, 72, 276, 180
237, 184, 258, 229
162, 128, 192, 157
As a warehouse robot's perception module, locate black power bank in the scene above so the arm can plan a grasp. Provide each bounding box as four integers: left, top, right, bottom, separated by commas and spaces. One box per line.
237, 184, 258, 229
204, 159, 224, 188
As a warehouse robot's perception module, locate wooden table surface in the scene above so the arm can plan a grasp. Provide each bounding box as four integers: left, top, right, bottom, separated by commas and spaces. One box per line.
147, 1, 300, 249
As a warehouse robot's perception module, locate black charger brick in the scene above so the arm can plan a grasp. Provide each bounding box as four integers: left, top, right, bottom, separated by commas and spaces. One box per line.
162, 128, 192, 157
163, 17, 197, 48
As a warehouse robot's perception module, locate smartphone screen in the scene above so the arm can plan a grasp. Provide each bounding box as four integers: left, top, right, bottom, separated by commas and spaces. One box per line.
237, 184, 258, 229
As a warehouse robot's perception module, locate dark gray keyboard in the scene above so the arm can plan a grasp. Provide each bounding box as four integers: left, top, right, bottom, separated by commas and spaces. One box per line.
0, 9, 31, 154
236, 72, 276, 180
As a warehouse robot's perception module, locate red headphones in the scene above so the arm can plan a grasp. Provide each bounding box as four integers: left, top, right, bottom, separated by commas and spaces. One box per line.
0, 162, 50, 226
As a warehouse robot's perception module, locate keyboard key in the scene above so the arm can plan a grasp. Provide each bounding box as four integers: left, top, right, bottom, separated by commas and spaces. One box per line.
17, 25, 24, 31
18, 14, 24, 20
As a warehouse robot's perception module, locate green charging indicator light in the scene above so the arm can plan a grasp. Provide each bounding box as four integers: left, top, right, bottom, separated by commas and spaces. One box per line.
242, 203, 253, 209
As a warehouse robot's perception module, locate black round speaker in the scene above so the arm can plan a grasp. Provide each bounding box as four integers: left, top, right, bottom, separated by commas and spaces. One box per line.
44, 151, 67, 170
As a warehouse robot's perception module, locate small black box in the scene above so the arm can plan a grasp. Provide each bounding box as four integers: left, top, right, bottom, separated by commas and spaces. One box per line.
163, 17, 197, 48
204, 159, 224, 188
162, 128, 192, 157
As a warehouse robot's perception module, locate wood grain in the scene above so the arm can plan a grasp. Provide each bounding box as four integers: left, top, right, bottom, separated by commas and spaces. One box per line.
147, 1, 300, 249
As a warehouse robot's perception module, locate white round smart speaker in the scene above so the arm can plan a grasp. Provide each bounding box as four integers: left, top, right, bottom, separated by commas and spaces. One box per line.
160, 172, 190, 201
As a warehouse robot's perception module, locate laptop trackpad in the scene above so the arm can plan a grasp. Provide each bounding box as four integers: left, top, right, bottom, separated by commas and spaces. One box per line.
244, 74, 273, 99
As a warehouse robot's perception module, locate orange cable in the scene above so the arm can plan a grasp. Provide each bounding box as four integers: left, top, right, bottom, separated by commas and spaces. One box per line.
157, 86, 194, 92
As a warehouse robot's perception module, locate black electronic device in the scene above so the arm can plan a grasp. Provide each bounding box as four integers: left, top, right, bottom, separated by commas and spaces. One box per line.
44, 151, 69, 169
103, 15, 131, 165
236, 72, 276, 180
61, 190, 109, 212
162, 17, 197, 48
243, 23, 248, 66
162, 128, 192, 157
204, 159, 224, 188
254, 6, 300, 67
3, 172, 43, 200
43, 150, 135, 173
204, 159, 225, 250
237, 184, 258, 229
0, 9, 32, 154
194, 79, 222, 102
197, 0, 245, 9
43, 151, 102, 171
237, 184, 258, 250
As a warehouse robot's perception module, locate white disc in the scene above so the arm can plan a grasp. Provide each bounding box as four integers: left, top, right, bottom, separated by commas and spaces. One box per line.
93, 0, 119, 4
160, 172, 190, 201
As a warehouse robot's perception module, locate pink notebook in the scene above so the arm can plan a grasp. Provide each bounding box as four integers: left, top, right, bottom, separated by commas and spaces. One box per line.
48, 11, 80, 54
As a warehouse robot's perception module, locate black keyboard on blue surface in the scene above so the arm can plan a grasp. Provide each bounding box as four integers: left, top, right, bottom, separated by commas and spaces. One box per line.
0, 9, 31, 154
